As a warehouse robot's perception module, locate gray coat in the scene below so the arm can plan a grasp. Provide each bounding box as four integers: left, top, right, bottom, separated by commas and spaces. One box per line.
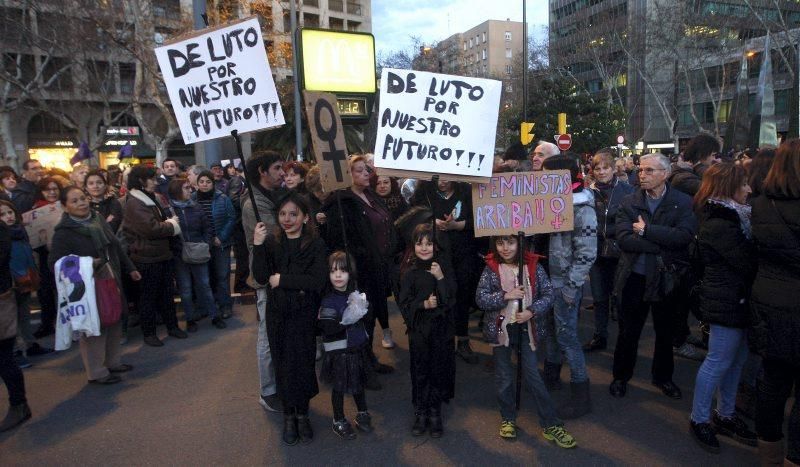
241, 185, 282, 288
548, 189, 598, 302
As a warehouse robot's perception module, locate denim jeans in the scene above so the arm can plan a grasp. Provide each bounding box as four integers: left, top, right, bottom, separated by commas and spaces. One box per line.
493, 328, 561, 427
589, 257, 617, 340
174, 258, 218, 321
210, 246, 232, 310
543, 288, 589, 383
256, 288, 276, 397
691, 324, 749, 423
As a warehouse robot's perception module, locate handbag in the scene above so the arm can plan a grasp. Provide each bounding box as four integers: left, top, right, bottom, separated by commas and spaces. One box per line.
599, 238, 621, 258
176, 206, 211, 264
94, 261, 123, 327
13, 267, 40, 294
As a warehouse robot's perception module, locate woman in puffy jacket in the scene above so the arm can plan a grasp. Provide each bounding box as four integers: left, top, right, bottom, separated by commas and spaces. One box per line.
750, 139, 800, 466
688, 163, 757, 453
168, 178, 224, 332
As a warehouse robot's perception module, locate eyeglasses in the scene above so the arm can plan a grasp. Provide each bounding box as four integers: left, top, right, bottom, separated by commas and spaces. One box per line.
640, 168, 666, 175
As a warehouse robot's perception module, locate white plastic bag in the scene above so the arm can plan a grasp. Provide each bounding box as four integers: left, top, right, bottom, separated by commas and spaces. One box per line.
340, 290, 369, 325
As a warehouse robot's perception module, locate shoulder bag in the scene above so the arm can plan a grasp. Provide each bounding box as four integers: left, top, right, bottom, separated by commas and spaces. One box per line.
177, 207, 210, 264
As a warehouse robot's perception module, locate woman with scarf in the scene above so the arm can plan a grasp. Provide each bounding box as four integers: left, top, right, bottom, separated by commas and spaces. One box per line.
371, 175, 408, 222
688, 163, 757, 453
84, 169, 123, 233
49, 186, 140, 384
168, 177, 224, 331
122, 165, 186, 347
584, 149, 635, 352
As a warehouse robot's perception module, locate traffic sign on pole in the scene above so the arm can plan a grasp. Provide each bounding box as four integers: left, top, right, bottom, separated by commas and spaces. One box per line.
555, 133, 572, 151
617, 135, 624, 144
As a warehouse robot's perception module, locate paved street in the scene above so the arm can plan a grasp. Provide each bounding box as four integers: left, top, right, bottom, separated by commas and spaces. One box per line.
1, 298, 762, 466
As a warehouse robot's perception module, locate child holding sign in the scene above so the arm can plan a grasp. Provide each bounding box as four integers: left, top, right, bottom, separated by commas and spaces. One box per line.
398, 224, 456, 438
475, 235, 577, 448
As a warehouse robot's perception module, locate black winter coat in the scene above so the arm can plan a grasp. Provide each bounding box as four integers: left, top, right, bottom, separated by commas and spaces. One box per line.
592, 178, 636, 255
321, 189, 397, 296
750, 193, 800, 365
697, 201, 755, 328
90, 196, 124, 233
669, 164, 703, 197
0, 224, 11, 294
613, 185, 697, 302
252, 234, 327, 407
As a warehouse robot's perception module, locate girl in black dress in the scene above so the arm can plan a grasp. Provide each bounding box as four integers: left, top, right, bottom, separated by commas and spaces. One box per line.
252, 193, 327, 446
398, 224, 456, 438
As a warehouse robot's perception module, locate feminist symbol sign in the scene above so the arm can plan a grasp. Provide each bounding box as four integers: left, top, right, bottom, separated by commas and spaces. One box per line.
304, 91, 353, 192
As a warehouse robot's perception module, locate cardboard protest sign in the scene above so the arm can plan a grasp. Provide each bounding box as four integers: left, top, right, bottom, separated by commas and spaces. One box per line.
154, 16, 284, 144
373, 68, 501, 183
472, 171, 575, 237
23, 202, 63, 249
303, 91, 352, 192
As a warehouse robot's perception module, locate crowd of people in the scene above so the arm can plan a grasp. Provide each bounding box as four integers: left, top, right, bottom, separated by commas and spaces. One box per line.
0, 135, 798, 464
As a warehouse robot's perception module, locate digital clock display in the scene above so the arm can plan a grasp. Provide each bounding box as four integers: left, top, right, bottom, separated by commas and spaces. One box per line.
337, 98, 368, 117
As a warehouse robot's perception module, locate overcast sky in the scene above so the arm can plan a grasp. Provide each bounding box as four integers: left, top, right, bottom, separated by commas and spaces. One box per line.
371, 0, 550, 57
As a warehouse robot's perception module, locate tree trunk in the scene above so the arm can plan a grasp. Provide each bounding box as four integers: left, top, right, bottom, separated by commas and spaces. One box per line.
0, 111, 18, 170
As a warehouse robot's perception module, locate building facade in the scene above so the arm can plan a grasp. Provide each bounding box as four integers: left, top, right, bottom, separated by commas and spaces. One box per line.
0, 0, 372, 170
549, 0, 800, 152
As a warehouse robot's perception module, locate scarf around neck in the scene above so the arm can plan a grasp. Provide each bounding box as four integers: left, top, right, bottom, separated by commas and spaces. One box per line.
71, 212, 112, 254
709, 198, 752, 240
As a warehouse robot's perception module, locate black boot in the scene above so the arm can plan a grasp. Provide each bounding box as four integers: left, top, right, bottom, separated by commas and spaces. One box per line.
582, 335, 607, 352
411, 408, 427, 436
282, 411, 299, 446
296, 413, 314, 444
558, 380, 592, 419
542, 361, 562, 391
0, 403, 31, 433
456, 339, 479, 364
429, 405, 443, 438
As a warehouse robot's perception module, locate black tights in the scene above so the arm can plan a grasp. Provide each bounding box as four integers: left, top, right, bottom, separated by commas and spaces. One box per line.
0, 337, 26, 406
284, 399, 309, 416
332, 391, 367, 421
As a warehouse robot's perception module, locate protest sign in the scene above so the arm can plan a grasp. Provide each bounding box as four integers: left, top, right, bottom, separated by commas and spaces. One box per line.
303, 91, 353, 192
471, 170, 575, 237
23, 202, 63, 249
154, 16, 284, 144
373, 68, 501, 183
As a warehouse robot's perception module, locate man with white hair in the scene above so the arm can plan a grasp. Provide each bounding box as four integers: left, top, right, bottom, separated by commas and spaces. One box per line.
608, 153, 697, 400
530, 141, 561, 171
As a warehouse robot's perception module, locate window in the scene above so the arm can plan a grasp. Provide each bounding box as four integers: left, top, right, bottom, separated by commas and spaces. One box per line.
482, 32, 486, 42
119, 62, 135, 94
776, 89, 790, 116
678, 105, 692, 126
505, 31, 511, 41
304, 13, 320, 27
505, 48, 512, 58
506, 64, 512, 74
463, 41, 466, 51
329, 17, 344, 30
717, 100, 732, 122
469, 38, 473, 48
482, 49, 486, 60
506, 83, 513, 93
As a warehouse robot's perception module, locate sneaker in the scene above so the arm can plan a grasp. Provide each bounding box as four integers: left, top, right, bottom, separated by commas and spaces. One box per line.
259, 394, 282, 412
690, 421, 720, 453
712, 411, 757, 447
354, 411, 373, 433
542, 425, 577, 449
13, 351, 32, 369
456, 339, 479, 364
332, 419, 357, 440
500, 419, 517, 439
168, 327, 188, 339
221, 306, 233, 320
26, 343, 54, 356
674, 342, 704, 361
382, 328, 396, 349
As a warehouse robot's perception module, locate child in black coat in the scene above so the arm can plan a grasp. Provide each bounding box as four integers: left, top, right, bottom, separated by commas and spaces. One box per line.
398, 224, 456, 438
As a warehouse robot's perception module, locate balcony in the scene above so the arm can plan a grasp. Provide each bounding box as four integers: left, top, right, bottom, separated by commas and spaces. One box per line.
329, 0, 343, 12
347, 2, 362, 15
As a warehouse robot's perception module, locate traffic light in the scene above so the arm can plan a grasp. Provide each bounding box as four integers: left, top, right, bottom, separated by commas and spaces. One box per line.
520, 122, 535, 145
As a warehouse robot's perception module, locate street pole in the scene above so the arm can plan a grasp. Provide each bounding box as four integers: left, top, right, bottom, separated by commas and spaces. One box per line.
192, 0, 221, 167
522, 0, 528, 126
290, 0, 304, 161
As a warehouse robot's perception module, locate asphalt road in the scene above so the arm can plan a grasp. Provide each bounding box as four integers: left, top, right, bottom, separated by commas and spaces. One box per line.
1, 297, 763, 466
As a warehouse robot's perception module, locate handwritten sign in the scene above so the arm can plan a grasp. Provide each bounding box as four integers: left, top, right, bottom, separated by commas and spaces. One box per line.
303, 91, 353, 192
154, 16, 284, 144
471, 171, 574, 237
23, 202, 63, 249
373, 68, 501, 183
